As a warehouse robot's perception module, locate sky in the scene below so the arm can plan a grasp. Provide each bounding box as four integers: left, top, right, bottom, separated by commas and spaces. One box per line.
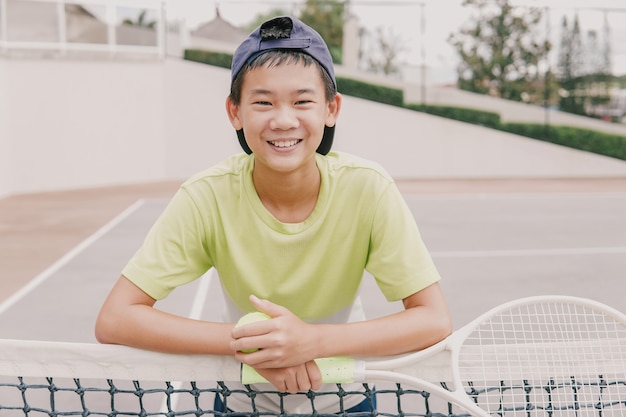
161, 1, 626, 84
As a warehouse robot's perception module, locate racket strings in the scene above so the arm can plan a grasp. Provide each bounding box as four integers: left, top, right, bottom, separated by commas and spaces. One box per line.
458, 301, 626, 416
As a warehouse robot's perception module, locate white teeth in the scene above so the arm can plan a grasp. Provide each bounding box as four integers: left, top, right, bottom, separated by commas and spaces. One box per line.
270, 140, 299, 148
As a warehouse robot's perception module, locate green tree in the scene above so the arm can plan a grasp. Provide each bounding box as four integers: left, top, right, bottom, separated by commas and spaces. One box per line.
569, 15, 584, 78
586, 30, 603, 75
556, 16, 573, 81
448, 0, 550, 103
122, 10, 156, 30
557, 15, 590, 115
299, 0, 346, 64
601, 12, 612, 76
246, 8, 293, 31
363, 26, 406, 76
246, 0, 345, 64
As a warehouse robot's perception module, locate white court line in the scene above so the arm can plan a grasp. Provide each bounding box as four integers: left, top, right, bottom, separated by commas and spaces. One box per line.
403, 192, 626, 201
430, 246, 626, 259
0, 199, 147, 316
402, 193, 626, 258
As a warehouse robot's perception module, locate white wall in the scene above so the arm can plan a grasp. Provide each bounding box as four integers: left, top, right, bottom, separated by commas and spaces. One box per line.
1, 59, 167, 195
161, 60, 240, 180
0, 61, 12, 195
2, 57, 626, 198
335, 98, 626, 179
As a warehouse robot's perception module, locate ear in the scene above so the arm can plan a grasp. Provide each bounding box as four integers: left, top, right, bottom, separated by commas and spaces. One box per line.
225, 96, 243, 130
325, 92, 342, 127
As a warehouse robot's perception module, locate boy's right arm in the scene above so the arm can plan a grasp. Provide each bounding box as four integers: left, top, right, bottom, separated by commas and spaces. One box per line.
96, 276, 321, 393
95, 275, 234, 355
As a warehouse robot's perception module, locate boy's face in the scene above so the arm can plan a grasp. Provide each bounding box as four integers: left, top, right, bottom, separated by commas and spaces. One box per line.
226, 60, 341, 175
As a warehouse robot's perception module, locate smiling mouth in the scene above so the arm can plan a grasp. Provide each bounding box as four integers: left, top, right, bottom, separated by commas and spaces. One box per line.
268, 139, 302, 148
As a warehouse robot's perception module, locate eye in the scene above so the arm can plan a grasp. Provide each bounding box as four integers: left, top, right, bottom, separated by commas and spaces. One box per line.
295, 99, 313, 105
253, 101, 272, 106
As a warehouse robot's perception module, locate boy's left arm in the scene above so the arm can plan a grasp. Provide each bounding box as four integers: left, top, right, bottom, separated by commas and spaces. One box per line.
319, 282, 452, 357
231, 283, 451, 373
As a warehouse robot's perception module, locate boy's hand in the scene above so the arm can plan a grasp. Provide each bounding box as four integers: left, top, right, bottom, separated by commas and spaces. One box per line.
230, 295, 323, 391
247, 361, 323, 394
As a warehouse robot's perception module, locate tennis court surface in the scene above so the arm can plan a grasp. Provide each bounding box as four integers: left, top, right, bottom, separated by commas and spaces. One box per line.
0, 179, 625, 416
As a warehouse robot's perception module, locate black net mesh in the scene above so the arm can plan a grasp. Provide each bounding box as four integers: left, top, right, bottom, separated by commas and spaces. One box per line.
2, 376, 625, 417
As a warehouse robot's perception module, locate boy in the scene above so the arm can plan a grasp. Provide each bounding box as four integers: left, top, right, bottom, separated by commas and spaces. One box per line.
95, 16, 451, 414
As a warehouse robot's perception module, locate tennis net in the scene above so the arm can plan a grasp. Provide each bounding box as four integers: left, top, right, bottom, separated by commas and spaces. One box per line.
1, 338, 625, 417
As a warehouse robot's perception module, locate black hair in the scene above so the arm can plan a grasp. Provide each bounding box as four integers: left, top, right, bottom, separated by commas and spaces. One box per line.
229, 49, 336, 106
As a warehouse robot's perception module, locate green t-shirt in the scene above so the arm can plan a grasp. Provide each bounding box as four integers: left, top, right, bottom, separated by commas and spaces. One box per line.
123, 151, 440, 322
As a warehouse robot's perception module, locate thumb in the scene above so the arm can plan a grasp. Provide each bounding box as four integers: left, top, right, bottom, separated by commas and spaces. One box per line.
249, 294, 289, 318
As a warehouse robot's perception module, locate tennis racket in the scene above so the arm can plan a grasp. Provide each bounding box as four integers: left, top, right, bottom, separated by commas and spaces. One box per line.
241, 295, 626, 417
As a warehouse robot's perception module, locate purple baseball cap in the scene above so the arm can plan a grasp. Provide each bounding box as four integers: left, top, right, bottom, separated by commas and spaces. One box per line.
231, 16, 337, 155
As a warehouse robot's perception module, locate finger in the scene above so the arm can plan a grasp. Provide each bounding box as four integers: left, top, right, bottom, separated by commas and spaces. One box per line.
231, 324, 270, 340
264, 368, 295, 394
277, 379, 291, 394
253, 368, 290, 394
231, 315, 272, 340
231, 336, 266, 355
249, 295, 290, 318
295, 367, 312, 392
305, 360, 323, 390
234, 350, 261, 366
284, 373, 300, 394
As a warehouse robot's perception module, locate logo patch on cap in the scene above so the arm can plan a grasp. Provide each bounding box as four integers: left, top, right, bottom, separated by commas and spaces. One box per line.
260, 17, 293, 40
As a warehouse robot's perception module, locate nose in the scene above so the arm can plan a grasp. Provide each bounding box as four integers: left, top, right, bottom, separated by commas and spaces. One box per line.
269, 105, 299, 130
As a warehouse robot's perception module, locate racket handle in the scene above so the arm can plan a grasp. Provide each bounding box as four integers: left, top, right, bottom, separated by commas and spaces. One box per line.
241, 357, 363, 385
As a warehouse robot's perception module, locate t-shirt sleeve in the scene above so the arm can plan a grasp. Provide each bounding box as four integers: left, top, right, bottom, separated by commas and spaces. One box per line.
122, 188, 213, 300
365, 182, 441, 301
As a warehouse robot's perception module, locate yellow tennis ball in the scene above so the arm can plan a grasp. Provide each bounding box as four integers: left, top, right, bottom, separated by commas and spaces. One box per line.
235, 312, 270, 353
